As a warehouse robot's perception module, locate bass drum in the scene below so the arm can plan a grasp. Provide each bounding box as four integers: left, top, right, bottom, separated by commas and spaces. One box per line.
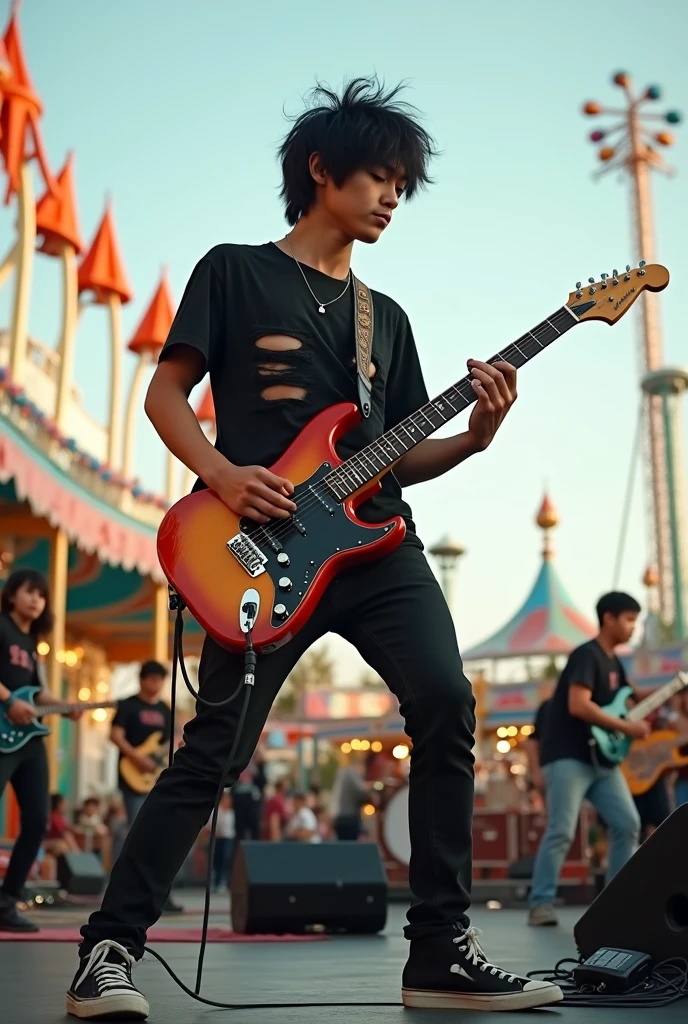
379, 783, 410, 881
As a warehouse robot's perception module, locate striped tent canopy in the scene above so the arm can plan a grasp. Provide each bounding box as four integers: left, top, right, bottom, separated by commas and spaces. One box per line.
463, 494, 596, 661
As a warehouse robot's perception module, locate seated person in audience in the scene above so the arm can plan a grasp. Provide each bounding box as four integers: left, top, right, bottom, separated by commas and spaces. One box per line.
284, 792, 321, 843
44, 793, 80, 856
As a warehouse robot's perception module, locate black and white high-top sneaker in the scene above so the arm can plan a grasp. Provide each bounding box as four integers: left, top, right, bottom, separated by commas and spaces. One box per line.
402, 926, 563, 1011
66, 940, 149, 1020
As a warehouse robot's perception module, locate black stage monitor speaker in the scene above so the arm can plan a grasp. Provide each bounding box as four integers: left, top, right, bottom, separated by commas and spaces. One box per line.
575, 803, 688, 962
57, 851, 105, 896
231, 841, 388, 935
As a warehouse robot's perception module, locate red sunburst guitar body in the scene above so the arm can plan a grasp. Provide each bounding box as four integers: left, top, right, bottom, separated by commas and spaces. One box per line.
157, 403, 405, 654
156, 263, 669, 655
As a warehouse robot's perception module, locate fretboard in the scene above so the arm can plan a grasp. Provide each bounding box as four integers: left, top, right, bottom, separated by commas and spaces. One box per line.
324, 305, 579, 502
36, 701, 116, 718
627, 674, 688, 723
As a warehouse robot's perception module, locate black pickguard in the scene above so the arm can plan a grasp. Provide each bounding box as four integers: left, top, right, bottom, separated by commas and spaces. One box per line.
239, 462, 398, 630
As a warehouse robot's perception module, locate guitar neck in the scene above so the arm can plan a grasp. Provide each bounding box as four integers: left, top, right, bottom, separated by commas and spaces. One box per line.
323, 305, 580, 501
35, 701, 115, 718
627, 674, 688, 722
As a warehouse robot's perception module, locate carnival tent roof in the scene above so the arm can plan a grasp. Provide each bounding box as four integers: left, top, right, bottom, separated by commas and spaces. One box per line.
463, 495, 596, 661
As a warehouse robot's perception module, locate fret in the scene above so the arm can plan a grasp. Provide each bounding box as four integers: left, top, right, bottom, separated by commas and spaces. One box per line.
324, 306, 577, 501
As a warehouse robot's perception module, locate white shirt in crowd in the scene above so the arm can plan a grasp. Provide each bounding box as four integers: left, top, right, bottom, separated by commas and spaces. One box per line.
209, 806, 235, 839
286, 806, 321, 843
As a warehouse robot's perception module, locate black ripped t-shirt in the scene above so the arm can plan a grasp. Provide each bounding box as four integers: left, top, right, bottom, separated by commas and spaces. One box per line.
159, 242, 429, 537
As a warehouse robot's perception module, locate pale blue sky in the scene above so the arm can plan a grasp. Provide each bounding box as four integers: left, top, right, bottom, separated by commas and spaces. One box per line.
1, 0, 687, 664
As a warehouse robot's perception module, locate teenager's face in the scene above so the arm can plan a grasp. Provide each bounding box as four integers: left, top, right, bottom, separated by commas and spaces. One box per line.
318, 163, 407, 243
606, 610, 638, 645
11, 581, 46, 622
140, 673, 166, 699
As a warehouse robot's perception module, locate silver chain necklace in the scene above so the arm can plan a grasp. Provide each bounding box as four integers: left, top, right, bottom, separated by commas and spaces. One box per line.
284, 235, 351, 314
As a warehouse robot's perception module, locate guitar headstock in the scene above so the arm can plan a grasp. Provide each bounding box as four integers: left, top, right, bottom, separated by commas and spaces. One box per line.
567, 262, 669, 324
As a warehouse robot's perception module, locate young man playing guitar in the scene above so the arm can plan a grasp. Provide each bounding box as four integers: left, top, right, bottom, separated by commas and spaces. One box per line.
528, 591, 646, 927
110, 660, 183, 914
66, 78, 562, 1018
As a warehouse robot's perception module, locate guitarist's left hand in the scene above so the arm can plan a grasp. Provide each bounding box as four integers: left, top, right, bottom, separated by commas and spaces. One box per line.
466, 359, 517, 452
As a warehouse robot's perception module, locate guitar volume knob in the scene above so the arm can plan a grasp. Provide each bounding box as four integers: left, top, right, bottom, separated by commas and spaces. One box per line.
274, 604, 288, 619
278, 577, 293, 592
277, 552, 290, 566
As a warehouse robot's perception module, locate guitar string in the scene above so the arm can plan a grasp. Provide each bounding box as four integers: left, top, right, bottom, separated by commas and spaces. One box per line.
242, 314, 571, 549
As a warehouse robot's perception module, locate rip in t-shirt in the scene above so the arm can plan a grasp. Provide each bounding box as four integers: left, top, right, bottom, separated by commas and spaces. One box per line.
255, 335, 307, 401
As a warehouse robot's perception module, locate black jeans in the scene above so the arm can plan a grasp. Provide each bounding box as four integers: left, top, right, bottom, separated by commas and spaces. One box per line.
0, 738, 49, 899
81, 541, 476, 957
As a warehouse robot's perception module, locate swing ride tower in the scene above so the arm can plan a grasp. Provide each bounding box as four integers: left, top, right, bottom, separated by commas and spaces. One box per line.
583, 71, 685, 638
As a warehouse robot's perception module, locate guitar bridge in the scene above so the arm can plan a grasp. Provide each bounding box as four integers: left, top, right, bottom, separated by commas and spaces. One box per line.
227, 532, 267, 577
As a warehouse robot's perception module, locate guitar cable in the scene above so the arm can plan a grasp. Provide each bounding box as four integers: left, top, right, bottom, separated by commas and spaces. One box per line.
141, 595, 688, 1011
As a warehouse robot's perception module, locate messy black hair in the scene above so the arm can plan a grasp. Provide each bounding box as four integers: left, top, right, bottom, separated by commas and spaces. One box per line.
596, 591, 641, 627
0, 568, 54, 637
140, 659, 167, 680
278, 76, 439, 225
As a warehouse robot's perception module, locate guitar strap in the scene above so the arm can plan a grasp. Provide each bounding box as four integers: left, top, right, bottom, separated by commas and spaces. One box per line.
352, 274, 374, 419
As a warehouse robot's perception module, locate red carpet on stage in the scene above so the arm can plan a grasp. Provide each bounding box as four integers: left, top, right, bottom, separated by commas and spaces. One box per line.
1, 927, 329, 943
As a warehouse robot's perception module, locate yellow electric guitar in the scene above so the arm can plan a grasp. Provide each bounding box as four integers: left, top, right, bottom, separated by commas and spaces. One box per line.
119, 731, 168, 794
622, 729, 688, 796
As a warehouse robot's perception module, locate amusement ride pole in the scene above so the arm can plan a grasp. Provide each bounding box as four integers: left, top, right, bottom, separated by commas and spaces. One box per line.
582, 72, 683, 634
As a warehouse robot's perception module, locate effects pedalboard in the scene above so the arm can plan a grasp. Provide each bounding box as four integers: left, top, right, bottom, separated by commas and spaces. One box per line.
573, 947, 653, 993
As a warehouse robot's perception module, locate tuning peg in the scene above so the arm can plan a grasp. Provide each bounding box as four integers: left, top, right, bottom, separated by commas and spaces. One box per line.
613, 269, 618, 276
601, 273, 608, 288
626, 265, 631, 272
588, 277, 595, 284
576, 281, 582, 289
639, 259, 646, 267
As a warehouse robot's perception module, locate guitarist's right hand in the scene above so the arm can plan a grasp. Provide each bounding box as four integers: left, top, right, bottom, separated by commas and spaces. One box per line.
621, 719, 651, 740
134, 754, 158, 774
210, 461, 296, 524
7, 699, 37, 725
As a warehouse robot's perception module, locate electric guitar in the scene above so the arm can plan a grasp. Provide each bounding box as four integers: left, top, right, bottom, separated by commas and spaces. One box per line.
0, 685, 115, 754
157, 263, 670, 654
589, 671, 688, 767
621, 728, 688, 795
118, 731, 167, 794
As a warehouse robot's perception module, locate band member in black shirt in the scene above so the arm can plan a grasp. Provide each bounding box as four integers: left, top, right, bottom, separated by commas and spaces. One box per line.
110, 661, 182, 914
67, 77, 561, 1019
0, 569, 79, 933
528, 592, 646, 926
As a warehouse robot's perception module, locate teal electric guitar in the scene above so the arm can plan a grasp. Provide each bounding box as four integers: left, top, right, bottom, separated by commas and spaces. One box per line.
589, 671, 688, 766
0, 685, 115, 754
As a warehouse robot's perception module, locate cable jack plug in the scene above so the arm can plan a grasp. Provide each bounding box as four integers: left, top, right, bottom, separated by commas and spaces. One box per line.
243, 630, 257, 687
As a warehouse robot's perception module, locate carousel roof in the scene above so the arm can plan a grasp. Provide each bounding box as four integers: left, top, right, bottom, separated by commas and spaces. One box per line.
463, 494, 596, 661
0, 4, 54, 202
78, 202, 133, 304
36, 151, 83, 255
128, 270, 174, 355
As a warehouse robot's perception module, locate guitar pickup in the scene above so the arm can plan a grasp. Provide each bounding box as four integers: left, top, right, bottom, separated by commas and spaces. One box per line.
227, 533, 267, 577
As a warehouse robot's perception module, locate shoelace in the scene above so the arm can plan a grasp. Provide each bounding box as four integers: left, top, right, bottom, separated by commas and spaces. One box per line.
453, 927, 517, 983
82, 942, 137, 993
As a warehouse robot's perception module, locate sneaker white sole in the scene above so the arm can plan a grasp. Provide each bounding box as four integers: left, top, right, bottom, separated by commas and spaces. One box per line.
65, 991, 150, 1020
402, 984, 564, 1011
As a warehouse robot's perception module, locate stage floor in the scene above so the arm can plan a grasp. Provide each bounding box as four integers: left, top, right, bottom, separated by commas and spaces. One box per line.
3, 893, 685, 1023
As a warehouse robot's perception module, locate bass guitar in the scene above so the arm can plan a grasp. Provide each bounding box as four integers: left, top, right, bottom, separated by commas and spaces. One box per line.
157, 263, 669, 654
118, 731, 167, 794
622, 728, 688, 795
0, 685, 115, 754
589, 671, 688, 767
